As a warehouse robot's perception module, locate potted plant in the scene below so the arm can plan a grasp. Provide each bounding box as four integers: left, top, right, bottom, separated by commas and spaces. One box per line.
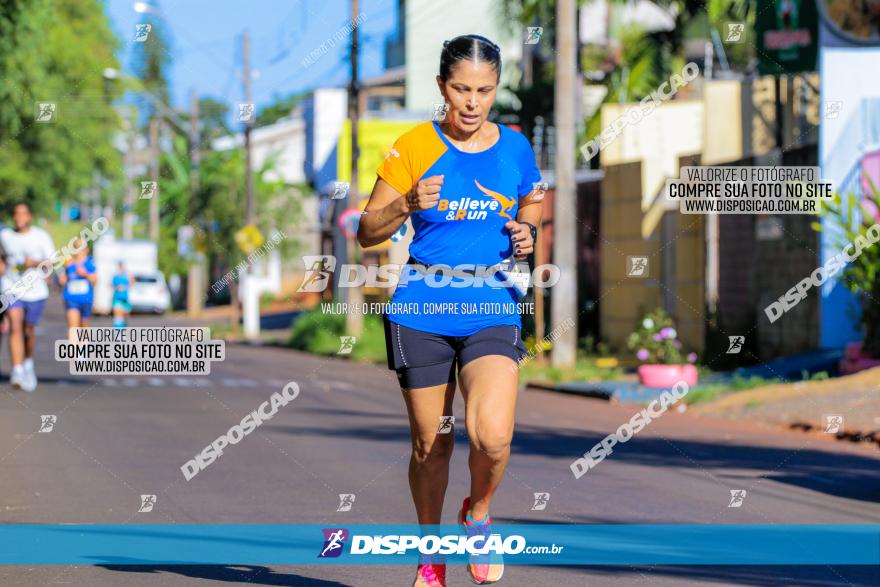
627, 309, 698, 387
813, 179, 880, 374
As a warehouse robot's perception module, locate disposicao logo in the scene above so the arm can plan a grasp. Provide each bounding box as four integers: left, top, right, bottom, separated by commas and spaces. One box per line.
319, 528, 349, 558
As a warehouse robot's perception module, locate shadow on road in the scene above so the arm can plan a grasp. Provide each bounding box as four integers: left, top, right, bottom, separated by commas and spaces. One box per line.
96, 562, 352, 586
92, 562, 879, 586
589, 564, 880, 586
271, 420, 880, 504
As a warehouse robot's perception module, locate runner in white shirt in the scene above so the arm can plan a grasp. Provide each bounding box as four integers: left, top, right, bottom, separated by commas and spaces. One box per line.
0, 247, 10, 378
0, 202, 56, 392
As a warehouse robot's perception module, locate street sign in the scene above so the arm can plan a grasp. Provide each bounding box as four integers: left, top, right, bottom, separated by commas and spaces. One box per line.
755, 0, 819, 74
234, 224, 264, 255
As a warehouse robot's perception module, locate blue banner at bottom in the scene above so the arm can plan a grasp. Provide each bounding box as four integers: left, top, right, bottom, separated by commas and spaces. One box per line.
0, 524, 877, 565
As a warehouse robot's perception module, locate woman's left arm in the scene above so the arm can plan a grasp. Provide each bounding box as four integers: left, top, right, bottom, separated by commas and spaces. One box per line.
508, 188, 544, 260
517, 198, 542, 229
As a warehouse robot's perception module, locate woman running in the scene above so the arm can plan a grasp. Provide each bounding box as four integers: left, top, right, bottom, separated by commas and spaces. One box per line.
59, 239, 97, 335
111, 262, 133, 329
358, 34, 544, 587
0, 246, 9, 375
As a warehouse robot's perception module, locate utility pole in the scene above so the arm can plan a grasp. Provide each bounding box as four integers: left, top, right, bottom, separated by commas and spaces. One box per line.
552, 0, 577, 368
534, 224, 545, 363
189, 89, 200, 197
240, 29, 258, 337
149, 116, 160, 242
244, 30, 255, 224
188, 88, 204, 317
123, 110, 135, 240
346, 0, 364, 337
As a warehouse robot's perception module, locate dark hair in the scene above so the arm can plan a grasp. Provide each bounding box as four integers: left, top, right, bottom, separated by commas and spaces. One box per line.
439, 34, 501, 82
12, 201, 32, 214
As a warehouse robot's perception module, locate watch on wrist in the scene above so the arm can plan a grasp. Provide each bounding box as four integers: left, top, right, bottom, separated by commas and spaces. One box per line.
521, 221, 537, 243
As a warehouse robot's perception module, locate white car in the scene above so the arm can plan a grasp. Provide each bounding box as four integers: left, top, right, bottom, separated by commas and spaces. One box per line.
128, 272, 172, 314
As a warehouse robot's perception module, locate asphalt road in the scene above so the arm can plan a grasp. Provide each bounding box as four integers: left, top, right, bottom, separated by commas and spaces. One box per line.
1, 299, 879, 586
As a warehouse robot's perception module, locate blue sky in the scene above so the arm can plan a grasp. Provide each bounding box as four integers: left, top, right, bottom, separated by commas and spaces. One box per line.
106, 0, 397, 110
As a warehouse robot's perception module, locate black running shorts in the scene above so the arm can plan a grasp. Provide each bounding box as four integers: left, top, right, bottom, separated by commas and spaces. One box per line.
383, 314, 528, 389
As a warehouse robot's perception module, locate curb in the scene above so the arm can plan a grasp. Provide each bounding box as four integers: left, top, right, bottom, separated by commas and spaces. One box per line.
525, 380, 685, 403
789, 421, 880, 448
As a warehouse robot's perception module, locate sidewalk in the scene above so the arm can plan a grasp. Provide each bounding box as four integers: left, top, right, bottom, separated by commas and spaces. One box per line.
691, 366, 880, 445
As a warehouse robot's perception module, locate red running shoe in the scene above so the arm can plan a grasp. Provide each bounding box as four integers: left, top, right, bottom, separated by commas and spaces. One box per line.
412, 561, 447, 587
458, 497, 504, 584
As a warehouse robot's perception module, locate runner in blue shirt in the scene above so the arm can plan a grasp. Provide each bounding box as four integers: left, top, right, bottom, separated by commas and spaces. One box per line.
112, 262, 133, 329
59, 239, 97, 332
358, 34, 545, 587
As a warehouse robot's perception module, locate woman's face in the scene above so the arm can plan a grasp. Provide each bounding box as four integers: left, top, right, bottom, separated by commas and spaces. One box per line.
436, 58, 498, 133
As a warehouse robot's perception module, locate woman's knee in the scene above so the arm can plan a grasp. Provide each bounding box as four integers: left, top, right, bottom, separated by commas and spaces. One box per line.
411, 432, 454, 467
470, 427, 512, 459
8, 313, 23, 333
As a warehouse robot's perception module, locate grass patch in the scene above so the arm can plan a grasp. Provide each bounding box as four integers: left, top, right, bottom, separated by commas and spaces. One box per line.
207, 322, 240, 340
281, 311, 787, 403
518, 354, 624, 384
288, 308, 386, 363
43, 219, 94, 250
684, 375, 781, 405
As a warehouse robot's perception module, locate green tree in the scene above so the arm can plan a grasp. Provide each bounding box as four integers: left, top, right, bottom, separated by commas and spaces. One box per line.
0, 0, 122, 212
197, 97, 231, 140
256, 92, 307, 128
130, 1, 172, 121
134, 130, 303, 291
813, 183, 880, 356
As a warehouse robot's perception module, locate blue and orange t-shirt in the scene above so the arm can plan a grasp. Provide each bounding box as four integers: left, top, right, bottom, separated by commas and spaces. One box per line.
376, 121, 542, 336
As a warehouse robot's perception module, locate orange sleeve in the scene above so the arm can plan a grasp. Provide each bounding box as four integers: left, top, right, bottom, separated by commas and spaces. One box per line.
376, 137, 414, 196
376, 122, 447, 196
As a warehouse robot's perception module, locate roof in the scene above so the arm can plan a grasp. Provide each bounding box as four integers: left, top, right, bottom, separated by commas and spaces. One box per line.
361, 65, 406, 88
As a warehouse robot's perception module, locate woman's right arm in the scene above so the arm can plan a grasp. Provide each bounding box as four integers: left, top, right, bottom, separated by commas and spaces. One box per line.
357, 175, 443, 248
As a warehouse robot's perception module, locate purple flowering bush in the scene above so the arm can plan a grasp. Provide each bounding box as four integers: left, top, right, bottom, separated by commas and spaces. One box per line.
627, 308, 697, 365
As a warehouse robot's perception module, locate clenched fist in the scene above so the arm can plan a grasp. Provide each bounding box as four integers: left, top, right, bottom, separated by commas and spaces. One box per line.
405, 175, 444, 212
